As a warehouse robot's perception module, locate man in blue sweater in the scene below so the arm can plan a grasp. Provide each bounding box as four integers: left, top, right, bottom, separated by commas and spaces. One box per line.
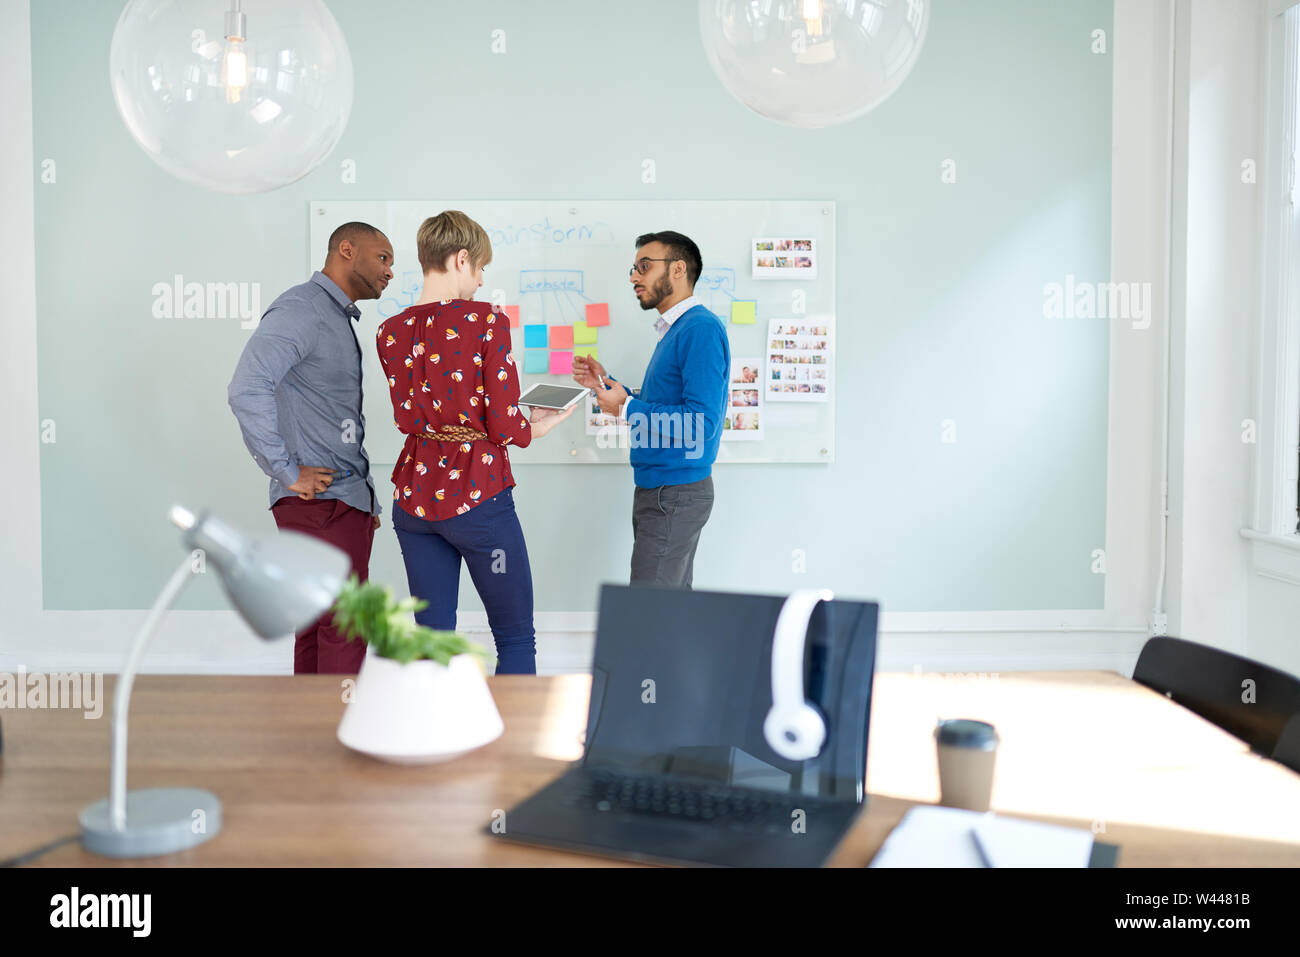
572, 231, 730, 587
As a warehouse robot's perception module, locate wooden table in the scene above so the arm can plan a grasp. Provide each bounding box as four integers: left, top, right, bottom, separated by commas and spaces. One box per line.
2, 671, 1298, 866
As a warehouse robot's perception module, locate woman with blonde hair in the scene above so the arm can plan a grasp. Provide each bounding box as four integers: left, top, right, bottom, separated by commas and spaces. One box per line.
376, 210, 574, 673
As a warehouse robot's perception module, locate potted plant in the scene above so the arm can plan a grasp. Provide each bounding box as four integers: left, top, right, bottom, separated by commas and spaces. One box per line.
331, 576, 504, 764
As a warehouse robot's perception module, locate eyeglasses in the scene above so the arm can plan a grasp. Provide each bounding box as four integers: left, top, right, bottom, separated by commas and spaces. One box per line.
629, 257, 679, 277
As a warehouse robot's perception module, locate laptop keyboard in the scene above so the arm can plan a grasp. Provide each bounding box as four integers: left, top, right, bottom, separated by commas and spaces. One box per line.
557, 767, 820, 830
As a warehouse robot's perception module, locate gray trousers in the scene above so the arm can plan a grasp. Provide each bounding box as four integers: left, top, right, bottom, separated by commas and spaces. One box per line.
630, 476, 715, 588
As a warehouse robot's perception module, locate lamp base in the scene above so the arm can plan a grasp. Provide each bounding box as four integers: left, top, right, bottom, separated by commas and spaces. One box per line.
79, 787, 222, 859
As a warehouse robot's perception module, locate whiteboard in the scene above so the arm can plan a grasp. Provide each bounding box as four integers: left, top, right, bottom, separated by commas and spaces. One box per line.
310, 200, 836, 464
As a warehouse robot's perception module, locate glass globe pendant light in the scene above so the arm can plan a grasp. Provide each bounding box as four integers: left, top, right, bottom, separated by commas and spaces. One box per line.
109, 0, 354, 194
699, 0, 930, 129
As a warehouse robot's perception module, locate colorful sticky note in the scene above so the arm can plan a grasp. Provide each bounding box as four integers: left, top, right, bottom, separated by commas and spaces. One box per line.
524, 324, 548, 348
549, 350, 574, 375
573, 345, 599, 361
523, 351, 548, 374
585, 303, 610, 327
573, 321, 598, 345
549, 325, 574, 349
504, 304, 520, 328
730, 300, 757, 325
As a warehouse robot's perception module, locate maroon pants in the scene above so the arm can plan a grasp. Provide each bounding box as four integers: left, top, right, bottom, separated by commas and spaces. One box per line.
271, 496, 375, 674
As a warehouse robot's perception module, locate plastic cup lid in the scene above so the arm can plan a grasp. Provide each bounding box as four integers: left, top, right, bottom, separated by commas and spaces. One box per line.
934, 718, 998, 749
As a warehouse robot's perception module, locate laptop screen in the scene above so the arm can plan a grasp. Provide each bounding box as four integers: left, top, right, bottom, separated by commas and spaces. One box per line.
582, 584, 878, 803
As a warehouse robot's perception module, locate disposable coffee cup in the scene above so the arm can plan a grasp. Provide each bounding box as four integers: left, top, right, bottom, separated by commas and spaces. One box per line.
934, 719, 998, 812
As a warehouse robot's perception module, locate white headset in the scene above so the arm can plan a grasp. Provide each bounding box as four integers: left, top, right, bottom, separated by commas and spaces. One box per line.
763, 588, 833, 761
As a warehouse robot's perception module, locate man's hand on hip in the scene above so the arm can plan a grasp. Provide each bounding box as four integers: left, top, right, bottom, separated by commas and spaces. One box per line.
288, 465, 336, 500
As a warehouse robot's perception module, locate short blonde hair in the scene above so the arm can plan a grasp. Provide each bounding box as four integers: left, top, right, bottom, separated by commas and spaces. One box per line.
417, 210, 492, 274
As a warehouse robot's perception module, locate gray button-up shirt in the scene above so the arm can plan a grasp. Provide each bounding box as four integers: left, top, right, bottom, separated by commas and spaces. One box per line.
228, 271, 379, 516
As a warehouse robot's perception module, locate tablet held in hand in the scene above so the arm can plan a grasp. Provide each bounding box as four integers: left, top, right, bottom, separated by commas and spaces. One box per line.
517, 383, 591, 411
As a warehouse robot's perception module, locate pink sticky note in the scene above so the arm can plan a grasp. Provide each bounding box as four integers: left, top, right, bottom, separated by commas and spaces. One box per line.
549, 350, 573, 375
504, 304, 520, 328
549, 325, 574, 349
585, 303, 610, 327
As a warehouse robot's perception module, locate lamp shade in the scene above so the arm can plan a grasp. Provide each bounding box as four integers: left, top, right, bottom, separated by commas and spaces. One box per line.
171, 506, 349, 638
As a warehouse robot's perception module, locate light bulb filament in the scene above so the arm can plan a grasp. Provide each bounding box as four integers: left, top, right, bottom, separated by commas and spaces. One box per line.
222, 1, 249, 104
222, 38, 247, 103
802, 0, 824, 37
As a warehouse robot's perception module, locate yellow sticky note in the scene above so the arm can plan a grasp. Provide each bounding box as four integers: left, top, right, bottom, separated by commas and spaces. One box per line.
573, 321, 599, 345
730, 300, 757, 325
573, 345, 599, 361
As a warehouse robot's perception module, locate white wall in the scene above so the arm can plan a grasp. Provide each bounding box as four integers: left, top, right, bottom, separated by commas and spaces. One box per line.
1249, 550, 1300, 674
0, 0, 1189, 676
1242, 0, 1300, 677
1166, 0, 1261, 657
1164, 0, 1300, 679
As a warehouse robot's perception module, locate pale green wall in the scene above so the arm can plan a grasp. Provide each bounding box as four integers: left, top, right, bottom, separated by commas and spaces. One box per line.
32, 0, 1113, 613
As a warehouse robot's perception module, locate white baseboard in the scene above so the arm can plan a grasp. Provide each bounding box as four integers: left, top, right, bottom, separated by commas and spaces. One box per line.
0, 628, 1148, 678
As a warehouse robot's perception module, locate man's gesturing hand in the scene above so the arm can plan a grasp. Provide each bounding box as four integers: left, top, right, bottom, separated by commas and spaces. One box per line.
572, 354, 608, 391
595, 378, 628, 416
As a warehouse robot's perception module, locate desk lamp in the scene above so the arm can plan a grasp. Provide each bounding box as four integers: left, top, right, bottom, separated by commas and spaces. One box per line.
78, 505, 349, 858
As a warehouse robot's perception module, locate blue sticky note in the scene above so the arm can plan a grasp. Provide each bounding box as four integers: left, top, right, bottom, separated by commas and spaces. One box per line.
524, 351, 548, 374
524, 324, 548, 349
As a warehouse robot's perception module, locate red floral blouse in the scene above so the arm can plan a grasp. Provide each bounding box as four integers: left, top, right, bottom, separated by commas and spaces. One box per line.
376, 299, 531, 521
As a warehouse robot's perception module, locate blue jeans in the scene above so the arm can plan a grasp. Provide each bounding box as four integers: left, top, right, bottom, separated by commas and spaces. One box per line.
391, 487, 537, 674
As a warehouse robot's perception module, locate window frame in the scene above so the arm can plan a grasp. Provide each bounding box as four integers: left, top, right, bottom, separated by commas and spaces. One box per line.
1254, 0, 1300, 538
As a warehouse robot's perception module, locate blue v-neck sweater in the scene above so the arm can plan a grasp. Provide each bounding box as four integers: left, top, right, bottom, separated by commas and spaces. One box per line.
620, 304, 731, 488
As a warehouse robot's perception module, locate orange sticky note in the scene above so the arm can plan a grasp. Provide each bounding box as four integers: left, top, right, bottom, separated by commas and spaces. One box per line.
549, 325, 574, 349
504, 304, 520, 328
585, 303, 610, 327
549, 350, 573, 375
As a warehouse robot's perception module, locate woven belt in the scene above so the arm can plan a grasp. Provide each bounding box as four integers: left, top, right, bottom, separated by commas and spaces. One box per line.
418, 426, 488, 442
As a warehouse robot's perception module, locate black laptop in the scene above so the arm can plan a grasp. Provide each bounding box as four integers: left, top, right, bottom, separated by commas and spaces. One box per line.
492, 583, 879, 867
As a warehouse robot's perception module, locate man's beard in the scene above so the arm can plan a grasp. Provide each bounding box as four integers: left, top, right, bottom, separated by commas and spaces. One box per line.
639, 272, 673, 311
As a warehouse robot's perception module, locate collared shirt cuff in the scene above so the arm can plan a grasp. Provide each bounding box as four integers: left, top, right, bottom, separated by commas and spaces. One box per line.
275, 467, 299, 490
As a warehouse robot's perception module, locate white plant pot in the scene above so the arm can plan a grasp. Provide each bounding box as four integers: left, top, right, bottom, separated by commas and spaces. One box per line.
336, 647, 504, 764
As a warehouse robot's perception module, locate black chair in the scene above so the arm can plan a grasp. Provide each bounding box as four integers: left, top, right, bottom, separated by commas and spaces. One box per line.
1132, 636, 1300, 770
1273, 713, 1300, 774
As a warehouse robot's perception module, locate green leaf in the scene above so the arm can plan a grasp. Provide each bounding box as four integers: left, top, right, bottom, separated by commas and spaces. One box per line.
329, 576, 493, 667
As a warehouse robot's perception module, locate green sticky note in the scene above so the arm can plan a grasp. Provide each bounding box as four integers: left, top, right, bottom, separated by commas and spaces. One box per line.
730, 300, 757, 325
573, 320, 599, 345
573, 345, 599, 361
523, 351, 548, 374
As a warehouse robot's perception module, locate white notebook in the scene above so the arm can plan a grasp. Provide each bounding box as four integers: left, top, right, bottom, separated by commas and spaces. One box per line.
869, 805, 1095, 868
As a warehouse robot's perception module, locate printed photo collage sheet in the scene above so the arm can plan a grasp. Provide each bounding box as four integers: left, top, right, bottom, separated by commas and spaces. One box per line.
585, 235, 834, 443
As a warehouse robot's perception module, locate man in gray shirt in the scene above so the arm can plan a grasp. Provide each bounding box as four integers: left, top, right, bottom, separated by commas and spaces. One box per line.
228, 221, 393, 673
